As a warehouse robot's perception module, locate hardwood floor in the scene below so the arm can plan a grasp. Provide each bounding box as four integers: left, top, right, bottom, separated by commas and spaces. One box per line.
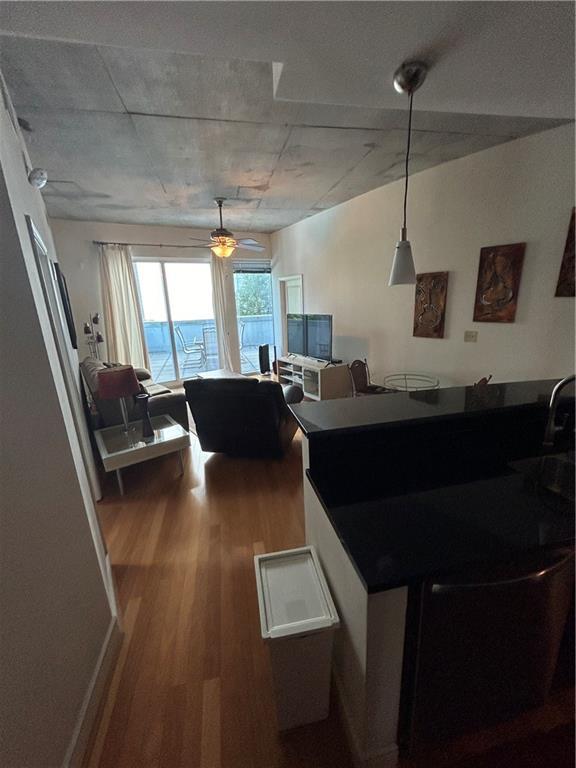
85, 433, 352, 768
85, 432, 573, 768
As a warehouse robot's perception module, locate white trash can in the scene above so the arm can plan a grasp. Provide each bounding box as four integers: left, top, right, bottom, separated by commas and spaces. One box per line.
254, 545, 340, 730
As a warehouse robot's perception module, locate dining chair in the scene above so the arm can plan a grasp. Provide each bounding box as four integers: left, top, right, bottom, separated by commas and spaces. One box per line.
348, 359, 389, 396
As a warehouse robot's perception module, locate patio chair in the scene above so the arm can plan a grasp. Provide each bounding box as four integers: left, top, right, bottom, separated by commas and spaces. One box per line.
175, 326, 206, 371
202, 325, 219, 369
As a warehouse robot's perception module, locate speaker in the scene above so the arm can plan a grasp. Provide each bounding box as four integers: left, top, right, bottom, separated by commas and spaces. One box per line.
259, 344, 271, 374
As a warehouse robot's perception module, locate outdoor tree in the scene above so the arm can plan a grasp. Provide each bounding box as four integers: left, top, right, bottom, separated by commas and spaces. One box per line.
234, 273, 273, 316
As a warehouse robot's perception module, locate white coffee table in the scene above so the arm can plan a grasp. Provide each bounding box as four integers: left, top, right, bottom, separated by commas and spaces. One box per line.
94, 414, 190, 495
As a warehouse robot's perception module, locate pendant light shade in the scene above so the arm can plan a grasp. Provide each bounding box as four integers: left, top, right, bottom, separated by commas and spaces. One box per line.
388, 61, 427, 287
389, 229, 416, 286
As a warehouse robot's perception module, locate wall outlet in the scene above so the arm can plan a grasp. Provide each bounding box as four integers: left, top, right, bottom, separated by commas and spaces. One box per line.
464, 330, 478, 343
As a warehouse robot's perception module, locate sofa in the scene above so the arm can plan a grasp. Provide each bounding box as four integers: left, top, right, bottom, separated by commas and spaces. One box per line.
80, 357, 189, 431
183, 376, 303, 457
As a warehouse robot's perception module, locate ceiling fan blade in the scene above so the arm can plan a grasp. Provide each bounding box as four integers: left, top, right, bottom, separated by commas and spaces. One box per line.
188, 236, 210, 242
236, 243, 266, 252
187, 244, 212, 249
237, 238, 262, 246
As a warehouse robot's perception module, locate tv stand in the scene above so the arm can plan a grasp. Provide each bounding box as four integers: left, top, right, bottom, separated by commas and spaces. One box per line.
277, 355, 351, 400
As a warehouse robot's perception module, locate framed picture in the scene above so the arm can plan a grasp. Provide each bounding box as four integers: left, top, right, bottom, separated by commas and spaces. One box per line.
26, 215, 77, 349
413, 271, 449, 339
473, 243, 525, 323
53, 262, 78, 349
555, 208, 575, 297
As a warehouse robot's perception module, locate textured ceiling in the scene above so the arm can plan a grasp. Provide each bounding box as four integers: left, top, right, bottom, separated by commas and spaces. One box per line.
0, 2, 573, 233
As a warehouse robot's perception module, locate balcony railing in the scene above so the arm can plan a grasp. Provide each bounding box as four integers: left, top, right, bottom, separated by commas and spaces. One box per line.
143, 314, 274, 381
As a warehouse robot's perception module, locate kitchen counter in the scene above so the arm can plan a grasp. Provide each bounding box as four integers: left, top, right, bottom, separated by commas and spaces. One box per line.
291, 378, 557, 437
310, 468, 574, 593
293, 378, 571, 507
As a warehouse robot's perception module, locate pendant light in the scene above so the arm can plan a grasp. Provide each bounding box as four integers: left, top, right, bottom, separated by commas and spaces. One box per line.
388, 61, 428, 286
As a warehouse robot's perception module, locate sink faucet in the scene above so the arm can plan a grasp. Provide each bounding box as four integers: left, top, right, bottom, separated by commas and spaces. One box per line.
542, 374, 575, 452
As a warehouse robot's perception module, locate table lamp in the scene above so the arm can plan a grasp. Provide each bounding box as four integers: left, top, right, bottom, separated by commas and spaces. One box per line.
97, 365, 141, 433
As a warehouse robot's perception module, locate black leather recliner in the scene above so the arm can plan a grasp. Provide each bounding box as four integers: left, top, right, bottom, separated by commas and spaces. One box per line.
183, 377, 303, 457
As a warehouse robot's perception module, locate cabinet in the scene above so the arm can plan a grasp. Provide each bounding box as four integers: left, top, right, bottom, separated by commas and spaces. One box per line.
277, 355, 351, 400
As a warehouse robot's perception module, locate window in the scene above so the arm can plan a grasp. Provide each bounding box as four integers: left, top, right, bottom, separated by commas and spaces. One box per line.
233, 261, 274, 374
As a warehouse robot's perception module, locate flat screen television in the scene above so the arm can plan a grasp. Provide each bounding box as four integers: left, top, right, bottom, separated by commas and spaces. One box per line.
287, 314, 306, 356
306, 314, 333, 361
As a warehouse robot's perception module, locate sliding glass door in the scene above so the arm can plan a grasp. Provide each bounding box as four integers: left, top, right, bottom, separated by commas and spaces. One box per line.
134, 259, 220, 383
134, 257, 274, 381
233, 263, 274, 374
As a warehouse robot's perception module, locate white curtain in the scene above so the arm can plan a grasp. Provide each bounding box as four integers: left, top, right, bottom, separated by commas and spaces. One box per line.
210, 255, 241, 373
99, 244, 149, 368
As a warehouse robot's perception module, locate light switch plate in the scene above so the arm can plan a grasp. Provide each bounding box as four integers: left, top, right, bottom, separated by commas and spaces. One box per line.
464, 330, 478, 343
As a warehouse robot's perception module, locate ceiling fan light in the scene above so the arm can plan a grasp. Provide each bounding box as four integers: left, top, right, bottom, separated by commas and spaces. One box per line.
211, 243, 235, 258
388, 236, 416, 286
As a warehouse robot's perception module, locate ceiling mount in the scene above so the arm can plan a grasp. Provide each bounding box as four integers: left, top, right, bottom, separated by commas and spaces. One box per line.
393, 61, 428, 95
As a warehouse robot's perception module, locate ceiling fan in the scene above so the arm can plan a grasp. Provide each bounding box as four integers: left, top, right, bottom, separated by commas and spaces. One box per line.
188, 198, 265, 258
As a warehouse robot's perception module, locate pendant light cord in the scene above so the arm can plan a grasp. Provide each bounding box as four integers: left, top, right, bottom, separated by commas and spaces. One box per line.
402, 91, 414, 233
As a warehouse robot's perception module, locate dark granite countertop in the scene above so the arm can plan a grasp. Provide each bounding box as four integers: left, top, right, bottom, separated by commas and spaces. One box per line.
291, 379, 558, 437
309, 468, 574, 593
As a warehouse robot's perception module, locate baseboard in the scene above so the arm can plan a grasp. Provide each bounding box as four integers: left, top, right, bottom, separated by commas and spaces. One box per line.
104, 553, 119, 620
63, 617, 122, 767
333, 671, 400, 768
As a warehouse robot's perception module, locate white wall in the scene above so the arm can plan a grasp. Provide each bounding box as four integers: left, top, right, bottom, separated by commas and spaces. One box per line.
51, 219, 271, 361
272, 124, 575, 385
0, 74, 115, 766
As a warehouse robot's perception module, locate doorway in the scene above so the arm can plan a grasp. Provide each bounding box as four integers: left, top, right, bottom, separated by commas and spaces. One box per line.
278, 275, 303, 354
